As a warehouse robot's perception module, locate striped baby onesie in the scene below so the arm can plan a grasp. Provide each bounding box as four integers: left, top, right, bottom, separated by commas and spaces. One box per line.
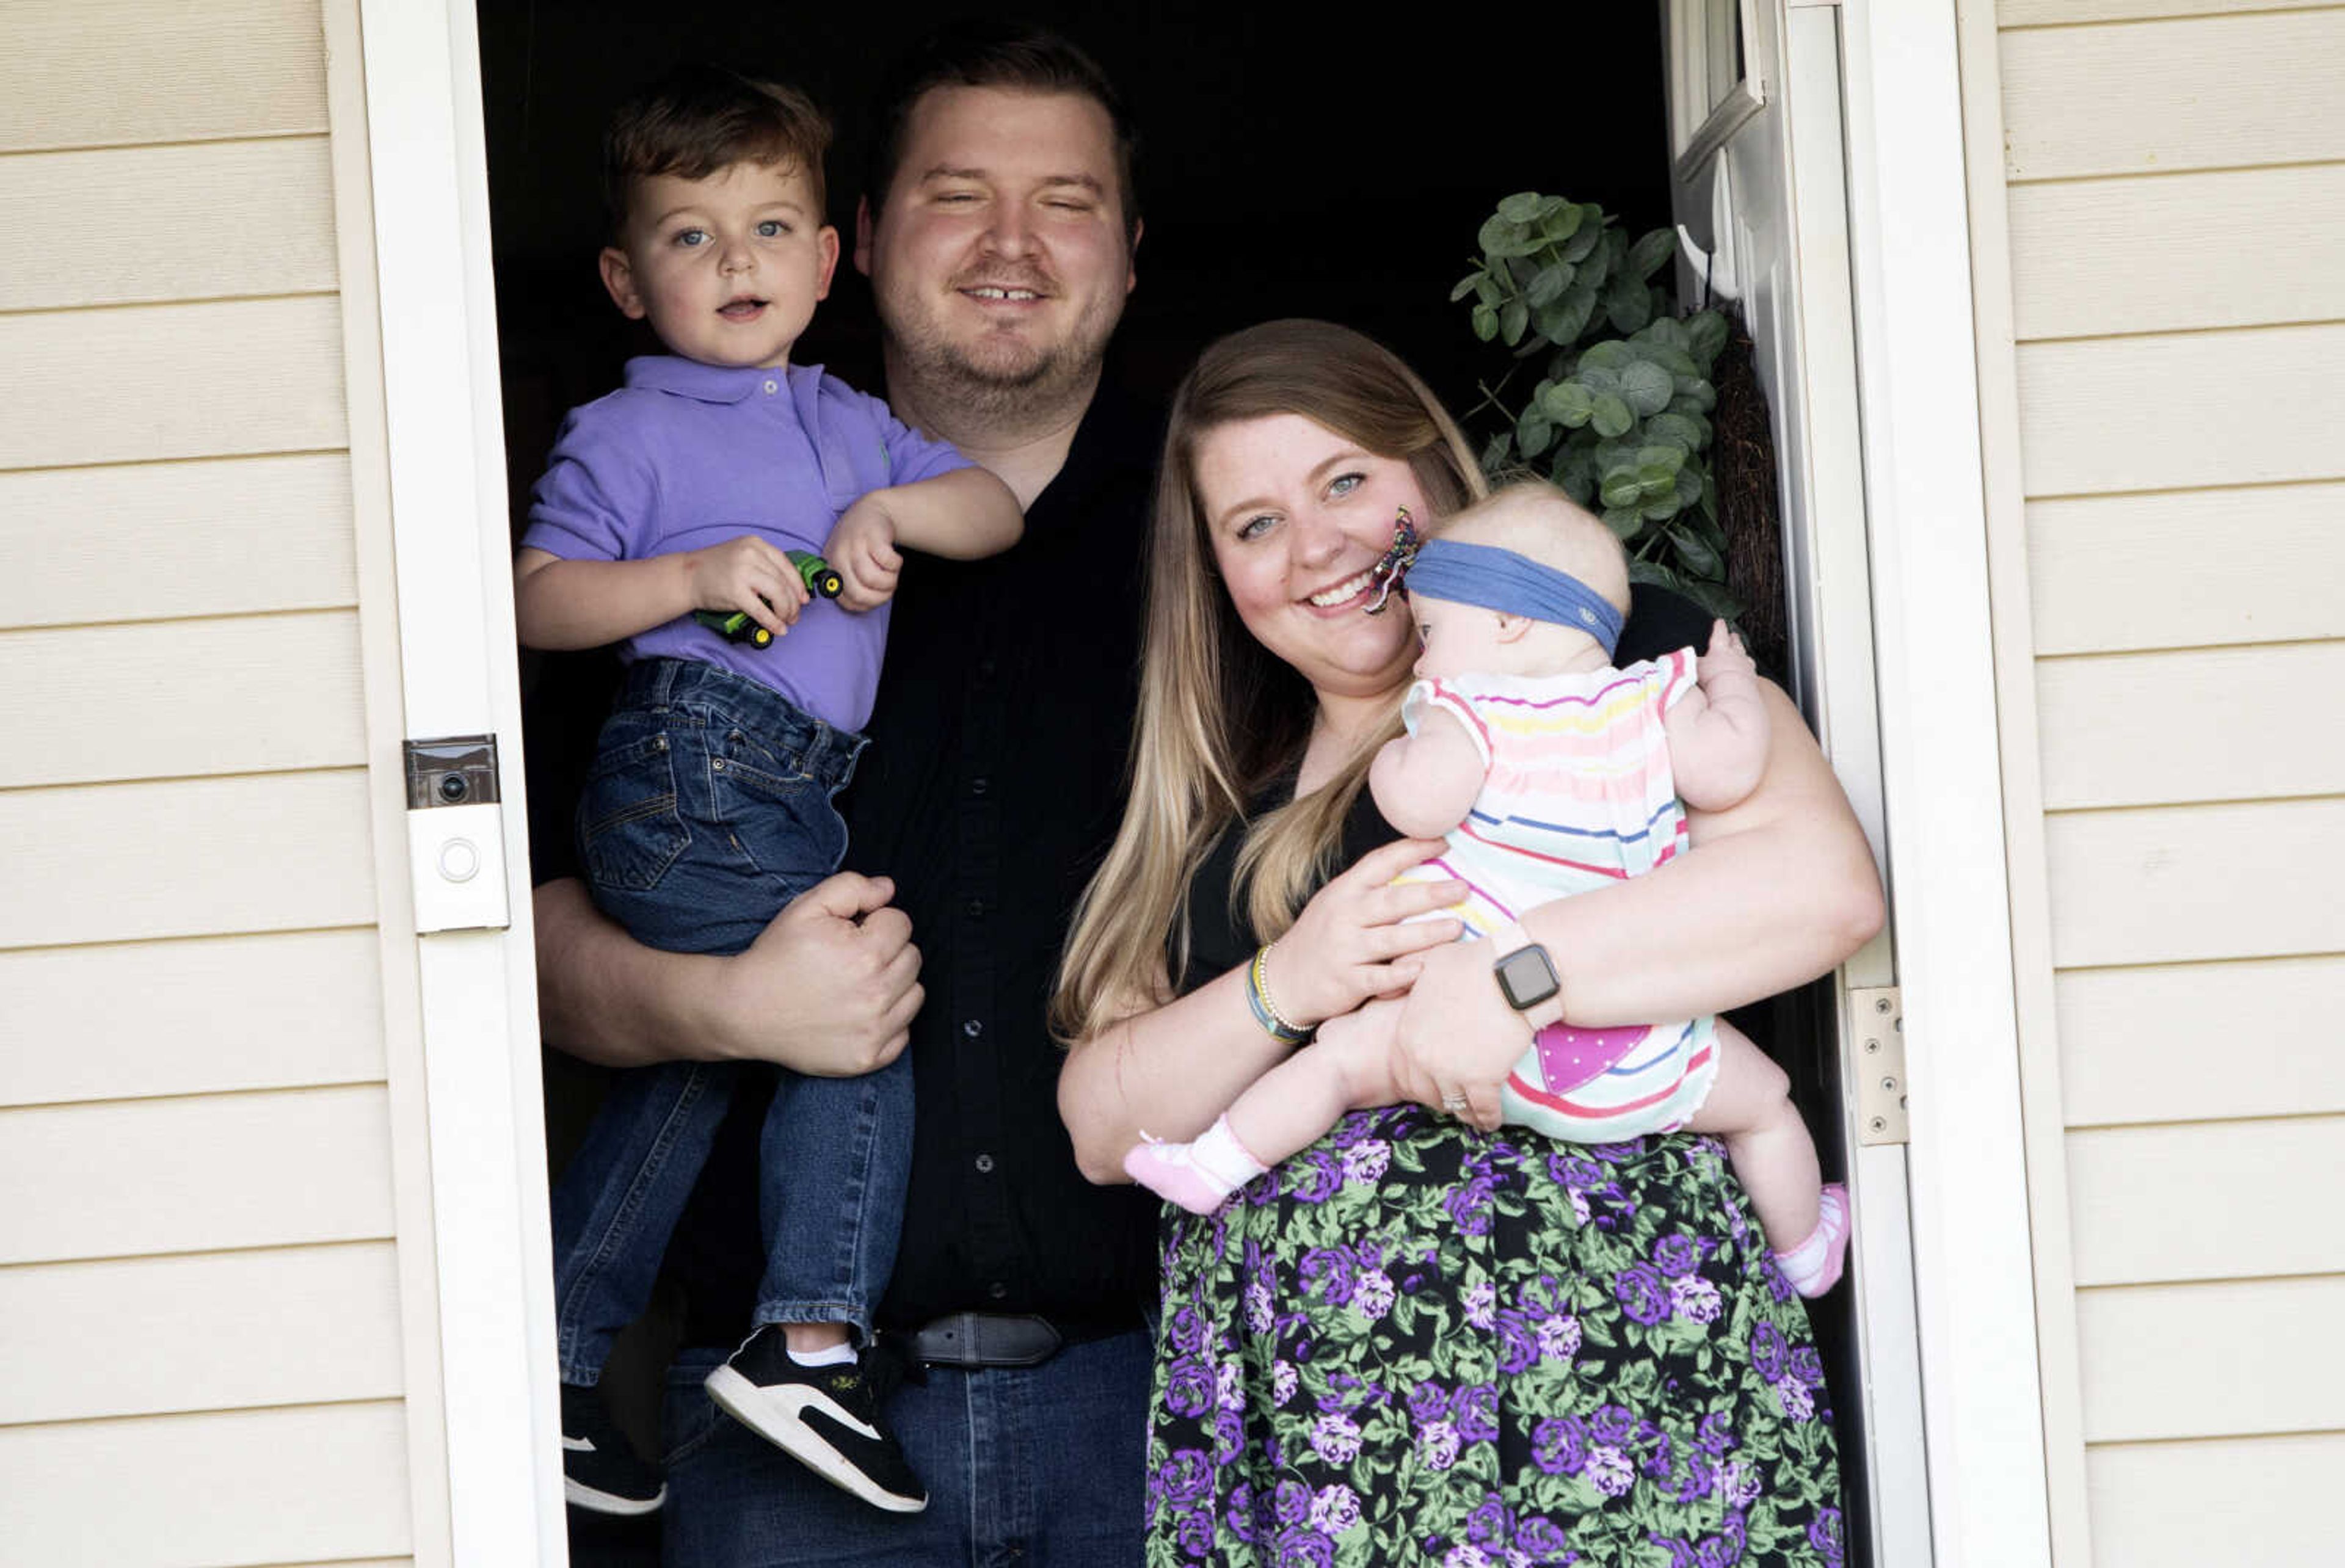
1393, 648, 1720, 1142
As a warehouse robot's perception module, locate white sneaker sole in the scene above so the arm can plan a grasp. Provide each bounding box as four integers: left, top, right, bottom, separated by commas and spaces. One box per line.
563, 1475, 666, 1516
704, 1364, 927, 1514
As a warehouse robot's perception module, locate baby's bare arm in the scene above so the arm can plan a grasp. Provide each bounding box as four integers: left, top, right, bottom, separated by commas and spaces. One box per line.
1369, 706, 1485, 839
1665, 620, 1771, 811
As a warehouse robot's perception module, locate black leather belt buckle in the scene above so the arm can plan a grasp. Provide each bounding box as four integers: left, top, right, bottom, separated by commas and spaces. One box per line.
903, 1312, 1064, 1368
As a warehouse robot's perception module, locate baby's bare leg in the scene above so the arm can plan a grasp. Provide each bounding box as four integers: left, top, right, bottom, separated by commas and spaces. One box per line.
1125, 1000, 1408, 1214
1224, 999, 1406, 1167
1684, 1020, 1822, 1249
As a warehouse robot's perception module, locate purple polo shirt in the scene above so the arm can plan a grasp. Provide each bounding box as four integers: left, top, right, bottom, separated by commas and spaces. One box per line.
523, 356, 973, 735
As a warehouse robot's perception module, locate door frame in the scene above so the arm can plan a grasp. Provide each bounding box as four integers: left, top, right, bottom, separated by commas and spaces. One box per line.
1829, 2, 2055, 1564
1663, 2, 2056, 1565
347, 1, 2056, 1562
341, 0, 569, 1561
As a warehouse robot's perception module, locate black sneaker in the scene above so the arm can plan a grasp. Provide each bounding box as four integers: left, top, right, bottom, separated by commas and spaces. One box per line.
560, 1382, 666, 1515
703, 1327, 927, 1513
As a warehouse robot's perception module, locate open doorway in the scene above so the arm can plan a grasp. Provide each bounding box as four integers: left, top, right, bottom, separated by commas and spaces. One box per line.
473, 4, 1894, 1562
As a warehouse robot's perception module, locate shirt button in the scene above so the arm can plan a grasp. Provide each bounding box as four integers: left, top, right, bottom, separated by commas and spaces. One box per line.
962, 1018, 984, 1039
762, 379, 778, 394
988, 1282, 1008, 1301
975, 1153, 995, 1173
966, 898, 986, 920
969, 776, 991, 797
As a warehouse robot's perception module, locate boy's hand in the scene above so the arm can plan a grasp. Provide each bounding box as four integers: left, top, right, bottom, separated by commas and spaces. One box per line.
680, 536, 810, 641
824, 496, 903, 612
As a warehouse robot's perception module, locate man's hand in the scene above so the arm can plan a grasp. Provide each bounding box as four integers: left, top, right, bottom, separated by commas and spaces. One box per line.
824, 496, 904, 612
707, 872, 923, 1075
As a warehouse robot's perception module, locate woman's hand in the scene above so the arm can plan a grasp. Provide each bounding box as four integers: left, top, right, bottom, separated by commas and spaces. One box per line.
1384, 934, 1519, 1130
1259, 837, 1466, 1027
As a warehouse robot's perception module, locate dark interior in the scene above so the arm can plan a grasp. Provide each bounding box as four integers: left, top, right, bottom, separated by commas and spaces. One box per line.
477, 1, 1677, 538
475, 7, 1869, 1564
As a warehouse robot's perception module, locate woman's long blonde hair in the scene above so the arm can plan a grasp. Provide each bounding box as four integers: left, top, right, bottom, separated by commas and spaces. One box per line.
1052, 320, 1486, 1044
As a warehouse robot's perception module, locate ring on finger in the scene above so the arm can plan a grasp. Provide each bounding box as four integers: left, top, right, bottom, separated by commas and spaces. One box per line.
1440, 1090, 1469, 1114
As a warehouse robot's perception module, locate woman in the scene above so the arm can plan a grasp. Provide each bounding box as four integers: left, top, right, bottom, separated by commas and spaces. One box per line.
1056, 321, 1880, 1565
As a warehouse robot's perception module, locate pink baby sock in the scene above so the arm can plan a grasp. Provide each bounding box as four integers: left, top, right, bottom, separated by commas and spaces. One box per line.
1773, 1182, 1851, 1298
1124, 1115, 1268, 1215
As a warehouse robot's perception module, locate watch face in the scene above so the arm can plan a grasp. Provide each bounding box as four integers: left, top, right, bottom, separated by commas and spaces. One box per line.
1495, 945, 1562, 1011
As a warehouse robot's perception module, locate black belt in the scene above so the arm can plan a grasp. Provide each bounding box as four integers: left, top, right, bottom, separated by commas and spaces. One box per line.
889, 1311, 1136, 1370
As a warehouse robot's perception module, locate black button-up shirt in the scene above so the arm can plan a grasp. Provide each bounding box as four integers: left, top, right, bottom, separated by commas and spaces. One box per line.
665, 384, 1164, 1343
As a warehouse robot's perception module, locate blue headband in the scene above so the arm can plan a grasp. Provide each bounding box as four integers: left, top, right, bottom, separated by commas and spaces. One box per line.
1402, 539, 1625, 656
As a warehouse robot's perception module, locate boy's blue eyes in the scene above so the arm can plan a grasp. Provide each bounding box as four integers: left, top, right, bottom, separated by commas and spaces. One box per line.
668, 221, 791, 246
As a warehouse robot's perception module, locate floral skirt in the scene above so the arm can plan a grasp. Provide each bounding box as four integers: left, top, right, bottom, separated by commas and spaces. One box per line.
1146, 1106, 1843, 1567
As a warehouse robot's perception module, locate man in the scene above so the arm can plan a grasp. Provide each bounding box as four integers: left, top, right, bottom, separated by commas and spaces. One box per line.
533, 22, 1161, 1564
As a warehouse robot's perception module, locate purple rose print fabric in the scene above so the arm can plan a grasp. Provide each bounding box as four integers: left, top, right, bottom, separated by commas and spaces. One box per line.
1143, 1114, 1843, 1566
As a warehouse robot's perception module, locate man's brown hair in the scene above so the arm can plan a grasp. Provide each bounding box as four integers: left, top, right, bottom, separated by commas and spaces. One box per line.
865, 20, 1138, 238
603, 64, 832, 236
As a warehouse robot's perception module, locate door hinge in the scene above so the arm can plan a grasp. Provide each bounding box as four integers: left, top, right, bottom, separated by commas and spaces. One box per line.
403, 735, 512, 933
1849, 985, 1907, 1145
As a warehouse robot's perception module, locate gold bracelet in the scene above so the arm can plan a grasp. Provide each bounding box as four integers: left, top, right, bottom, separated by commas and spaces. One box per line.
1246, 942, 1311, 1044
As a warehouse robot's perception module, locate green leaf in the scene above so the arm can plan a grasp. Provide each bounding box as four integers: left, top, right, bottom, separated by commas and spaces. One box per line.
1449, 272, 1483, 303
1682, 578, 1745, 620
1667, 524, 1720, 575
1471, 302, 1499, 342
1497, 191, 1545, 224
1535, 292, 1596, 346
1481, 430, 1514, 473
1562, 208, 1607, 264
1541, 380, 1596, 426
1645, 316, 1691, 354
1578, 340, 1631, 372
1592, 394, 1636, 440
1600, 470, 1644, 509
1672, 465, 1705, 507
1642, 495, 1685, 522
1507, 254, 1538, 289
1642, 343, 1702, 380
1645, 412, 1706, 452
1638, 443, 1686, 476
1525, 263, 1572, 308
1474, 275, 1503, 309
1540, 199, 1583, 241
1605, 271, 1653, 333
1500, 299, 1530, 346
1516, 412, 1554, 459
1627, 557, 1680, 588
1674, 376, 1718, 412
1628, 228, 1676, 278
1578, 364, 1621, 397
1621, 361, 1674, 416
1687, 310, 1730, 363
1601, 504, 1645, 540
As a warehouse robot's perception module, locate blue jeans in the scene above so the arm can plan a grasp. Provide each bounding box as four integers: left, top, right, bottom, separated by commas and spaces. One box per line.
550, 658, 908, 1383
658, 1328, 1152, 1566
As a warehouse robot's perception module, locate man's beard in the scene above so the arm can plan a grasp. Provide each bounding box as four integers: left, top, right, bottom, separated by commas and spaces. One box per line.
885, 288, 1118, 427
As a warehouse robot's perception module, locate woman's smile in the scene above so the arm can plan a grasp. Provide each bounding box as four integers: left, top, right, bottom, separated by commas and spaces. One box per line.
1193, 412, 1427, 699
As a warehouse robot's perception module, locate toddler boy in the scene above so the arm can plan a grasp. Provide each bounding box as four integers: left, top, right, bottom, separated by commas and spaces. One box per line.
515, 64, 1020, 1519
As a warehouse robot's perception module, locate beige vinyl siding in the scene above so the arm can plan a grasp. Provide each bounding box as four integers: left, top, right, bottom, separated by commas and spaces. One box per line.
0, 4, 424, 1563
1988, 3, 2345, 1563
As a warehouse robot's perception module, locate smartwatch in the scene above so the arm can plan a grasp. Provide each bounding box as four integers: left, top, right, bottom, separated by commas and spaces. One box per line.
1490, 921, 1566, 1031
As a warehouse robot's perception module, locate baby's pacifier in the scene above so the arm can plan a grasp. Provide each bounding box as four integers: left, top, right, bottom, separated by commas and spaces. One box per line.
1364, 507, 1420, 615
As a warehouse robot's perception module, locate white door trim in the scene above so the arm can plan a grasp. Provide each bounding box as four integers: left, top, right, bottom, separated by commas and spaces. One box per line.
1834, 4, 2052, 1566
351, 1, 565, 1562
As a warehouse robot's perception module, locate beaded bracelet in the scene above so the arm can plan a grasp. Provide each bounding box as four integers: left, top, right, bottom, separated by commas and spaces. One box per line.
1246, 942, 1312, 1045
